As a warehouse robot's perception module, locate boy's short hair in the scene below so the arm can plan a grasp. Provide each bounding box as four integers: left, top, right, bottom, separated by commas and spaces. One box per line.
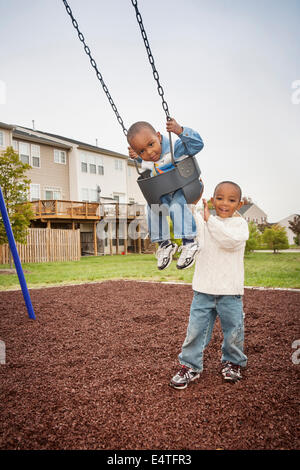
214, 181, 242, 201
127, 121, 156, 143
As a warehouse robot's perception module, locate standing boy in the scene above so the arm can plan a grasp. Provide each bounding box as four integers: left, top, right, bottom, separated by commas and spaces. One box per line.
170, 181, 249, 389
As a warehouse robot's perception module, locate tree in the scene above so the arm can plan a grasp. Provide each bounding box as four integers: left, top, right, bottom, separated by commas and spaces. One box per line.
0, 146, 34, 266
262, 224, 289, 253
242, 196, 252, 205
288, 215, 300, 246
245, 221, 261, 254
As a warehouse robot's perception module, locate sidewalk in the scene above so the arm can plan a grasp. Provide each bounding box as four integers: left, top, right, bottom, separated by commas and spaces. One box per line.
254, 249, 300, 253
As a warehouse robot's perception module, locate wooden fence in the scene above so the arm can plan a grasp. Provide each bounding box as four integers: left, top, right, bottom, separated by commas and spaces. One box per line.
0, 228, 81, 264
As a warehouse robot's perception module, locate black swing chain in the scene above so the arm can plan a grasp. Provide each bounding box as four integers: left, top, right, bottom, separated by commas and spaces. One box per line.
131, 1, 175, 162
62, 0, 173, 160
131, 0, 171, 122
62, 0, 128, 137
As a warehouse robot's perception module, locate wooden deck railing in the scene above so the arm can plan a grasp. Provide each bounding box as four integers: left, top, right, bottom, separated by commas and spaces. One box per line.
30, 200, 146, 220
30, 200, 100, 219
102, 203, 145, 219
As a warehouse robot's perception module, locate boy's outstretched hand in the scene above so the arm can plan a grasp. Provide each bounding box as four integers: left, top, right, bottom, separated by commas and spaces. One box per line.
203, 199, 211, 222
166, 118, 183, 136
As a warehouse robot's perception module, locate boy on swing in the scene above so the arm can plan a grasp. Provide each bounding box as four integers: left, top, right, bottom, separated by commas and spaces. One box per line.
127, 117, 204, 270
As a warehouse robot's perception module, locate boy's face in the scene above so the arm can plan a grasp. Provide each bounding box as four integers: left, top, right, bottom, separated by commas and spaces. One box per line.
128, 128, 162, 162
211, 183, 243, 218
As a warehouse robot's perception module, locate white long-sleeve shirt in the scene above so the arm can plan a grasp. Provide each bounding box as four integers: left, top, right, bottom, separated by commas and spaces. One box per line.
192, 206, 249, 295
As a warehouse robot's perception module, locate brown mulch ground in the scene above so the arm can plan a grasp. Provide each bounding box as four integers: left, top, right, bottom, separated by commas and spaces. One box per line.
0, 280, 299, 450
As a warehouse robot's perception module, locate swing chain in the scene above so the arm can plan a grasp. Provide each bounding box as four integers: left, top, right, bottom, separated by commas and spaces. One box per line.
131, 0, 171, 121
62, 0, 174, 160
131, 0, 175, 164
62, 0, 128, 136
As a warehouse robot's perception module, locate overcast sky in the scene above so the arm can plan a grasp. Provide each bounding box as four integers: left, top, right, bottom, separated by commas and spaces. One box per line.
0, 0, 299, 222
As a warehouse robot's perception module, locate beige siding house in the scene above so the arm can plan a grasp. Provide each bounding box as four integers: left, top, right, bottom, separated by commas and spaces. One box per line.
1, 121, 148, 257
238, 203, 268, 224
1, 122, 146, 206
15, 126, 146, 206
12, 129, 71, 201
0, 123, 14, 149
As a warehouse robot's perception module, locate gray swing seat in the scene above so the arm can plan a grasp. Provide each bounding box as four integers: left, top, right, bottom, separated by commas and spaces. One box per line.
135, 155, 203, 205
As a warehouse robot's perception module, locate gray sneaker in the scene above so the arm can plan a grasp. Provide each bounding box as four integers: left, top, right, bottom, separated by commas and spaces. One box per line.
169, 365, 200, 390
156, 242, 178, 270
176, 242, 199, 270
221, 361, 242, 382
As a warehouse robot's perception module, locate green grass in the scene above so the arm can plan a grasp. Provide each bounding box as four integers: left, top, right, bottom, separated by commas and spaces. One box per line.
244, 252, 300, 288
0, 252, 299, 291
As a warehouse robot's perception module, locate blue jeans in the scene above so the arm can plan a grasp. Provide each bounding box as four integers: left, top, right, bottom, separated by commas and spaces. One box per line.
147, 189, 197, 243
179, 291, 247, 372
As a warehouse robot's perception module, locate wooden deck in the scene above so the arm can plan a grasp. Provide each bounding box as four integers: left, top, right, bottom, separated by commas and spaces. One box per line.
28, 200, 147, 257
30, 200, 146, 221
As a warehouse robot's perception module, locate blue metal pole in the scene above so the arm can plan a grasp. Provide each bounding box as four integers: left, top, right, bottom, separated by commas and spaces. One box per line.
0, 186, 36, 320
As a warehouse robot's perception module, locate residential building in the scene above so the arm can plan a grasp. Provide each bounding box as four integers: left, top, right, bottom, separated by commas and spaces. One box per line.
0, 122, 14, 149
13, 128, 72, 202
277, 214, 299, 245
0, 121, 146, 205
238, 203, 268, 225
0, 121, 148, 256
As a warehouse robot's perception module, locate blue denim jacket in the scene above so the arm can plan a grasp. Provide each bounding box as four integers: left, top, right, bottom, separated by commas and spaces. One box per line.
139, 127, 204, 175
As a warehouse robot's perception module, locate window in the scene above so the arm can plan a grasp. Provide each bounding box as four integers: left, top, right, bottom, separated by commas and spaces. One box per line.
115, 159, 123, 170
97, 155, 104, 175
30, 184, 40, 201
54, 149, 66, 164
113, 193, 125, 203
14, 141, 41, 167
80, 152, 87, 173
89, 163, 96, 174
80, 151, 104, 175
90, 189, 98, 202
81, 162, 88, 172
0, 131, 4, 147
81, 188, 89, 202
31, 144, 40, 168
19, 142, 30, 165
45, 188, 61, 200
